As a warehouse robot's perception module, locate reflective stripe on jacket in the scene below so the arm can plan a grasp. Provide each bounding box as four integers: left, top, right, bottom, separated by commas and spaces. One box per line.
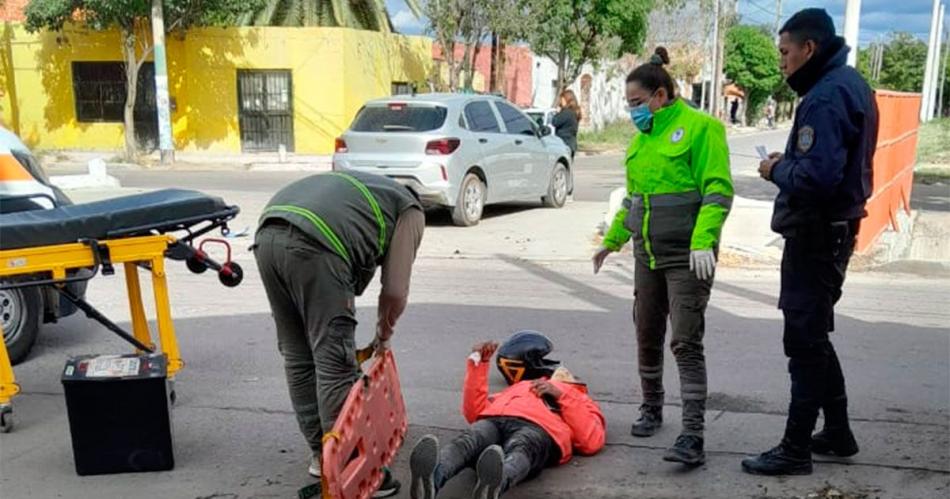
603, 99, 733, 269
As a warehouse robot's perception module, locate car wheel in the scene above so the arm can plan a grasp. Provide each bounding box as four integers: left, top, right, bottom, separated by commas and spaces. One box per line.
542, 162, 569, 208
452, 173, 485, 227
0, 286, 41, 365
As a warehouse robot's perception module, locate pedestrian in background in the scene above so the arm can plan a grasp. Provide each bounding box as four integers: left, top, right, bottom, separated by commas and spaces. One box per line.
552, 90, 581, 159
766, 98, 776, 129
742, 8, 878, 476
592, 46, 733, 467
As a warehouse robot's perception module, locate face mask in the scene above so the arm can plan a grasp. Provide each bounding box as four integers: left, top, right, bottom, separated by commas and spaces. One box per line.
629, 93, 657, 132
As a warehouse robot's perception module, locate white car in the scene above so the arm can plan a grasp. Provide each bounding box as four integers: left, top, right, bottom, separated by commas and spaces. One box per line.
333, 94, 573, 226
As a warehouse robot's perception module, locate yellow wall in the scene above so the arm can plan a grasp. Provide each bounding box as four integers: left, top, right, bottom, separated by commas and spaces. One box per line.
1, 24, 432, 154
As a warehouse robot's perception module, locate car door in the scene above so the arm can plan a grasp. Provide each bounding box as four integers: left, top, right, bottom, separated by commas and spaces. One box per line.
462, 100, 511, 203
494, 101, 550, 197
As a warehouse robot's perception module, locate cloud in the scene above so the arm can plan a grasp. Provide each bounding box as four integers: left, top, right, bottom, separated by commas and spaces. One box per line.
391, 8, 424, 34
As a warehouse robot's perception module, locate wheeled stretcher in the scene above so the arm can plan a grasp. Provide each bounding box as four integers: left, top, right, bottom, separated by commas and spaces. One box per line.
0, 189, 243, 432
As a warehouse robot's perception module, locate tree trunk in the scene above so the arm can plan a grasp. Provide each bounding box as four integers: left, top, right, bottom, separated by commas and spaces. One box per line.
467, 40, 484, 90
495, 35, 507, 96
121, 29, 138, 161
553, 52, 567, 107
448, 41, 462, 91
461, 38, 476, 90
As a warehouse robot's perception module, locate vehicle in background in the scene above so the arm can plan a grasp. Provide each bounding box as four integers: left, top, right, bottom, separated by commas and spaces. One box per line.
524, 107, 557, 134
0, 127, 88, 364
332, 94, 573, 226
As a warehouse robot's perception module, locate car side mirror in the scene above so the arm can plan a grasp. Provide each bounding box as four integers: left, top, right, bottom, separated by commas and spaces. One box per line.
539, 125, 553, 137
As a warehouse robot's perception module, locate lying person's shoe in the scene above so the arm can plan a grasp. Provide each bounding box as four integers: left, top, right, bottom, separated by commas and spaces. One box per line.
811, 428, 859, 457
630, 405, 663, 437
472, 445, 504, 499
741, 441, 813, 476
372, 467, 401, 498
410, 435, 439, 499
663, 434, 705, 466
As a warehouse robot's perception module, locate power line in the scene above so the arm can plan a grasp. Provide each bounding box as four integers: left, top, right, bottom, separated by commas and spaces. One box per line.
745, 0, 777, 17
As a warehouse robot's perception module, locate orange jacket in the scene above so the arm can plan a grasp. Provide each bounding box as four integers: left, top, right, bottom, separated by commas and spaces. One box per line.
462, 359, 606, 464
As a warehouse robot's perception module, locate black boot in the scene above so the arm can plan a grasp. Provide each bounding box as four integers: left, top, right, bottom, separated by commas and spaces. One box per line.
811, 428, 859, 457
663, 434, 705, 466
741, 440, 813, 476
631, 405, 663, 437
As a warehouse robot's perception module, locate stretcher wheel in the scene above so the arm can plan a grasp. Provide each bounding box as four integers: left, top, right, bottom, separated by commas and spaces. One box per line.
218, 262, 243, 287
0, 405, 13, 433
186, 257, 208, 274
168, 380, 177, 406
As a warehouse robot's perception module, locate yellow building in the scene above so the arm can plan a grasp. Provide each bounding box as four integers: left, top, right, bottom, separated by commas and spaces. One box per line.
0, 23, 432, 154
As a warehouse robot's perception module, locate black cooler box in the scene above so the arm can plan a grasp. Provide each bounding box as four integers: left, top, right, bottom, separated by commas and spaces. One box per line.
62, 353, 174, 475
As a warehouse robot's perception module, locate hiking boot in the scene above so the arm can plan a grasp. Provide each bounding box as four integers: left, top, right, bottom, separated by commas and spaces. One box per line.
372, 467, 401, 498
472, 445, 504, 499
811, 428, 859, 457
741, 442, 813, 476
630, 405, 663, 437
663, 434, 706, 466
410, 435, 439, 499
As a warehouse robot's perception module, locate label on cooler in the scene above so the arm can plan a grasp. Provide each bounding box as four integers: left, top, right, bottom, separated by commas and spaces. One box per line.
86, 356, 141, 378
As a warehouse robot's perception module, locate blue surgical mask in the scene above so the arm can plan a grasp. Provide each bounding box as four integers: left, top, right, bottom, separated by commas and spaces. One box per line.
628, 93, 657, 132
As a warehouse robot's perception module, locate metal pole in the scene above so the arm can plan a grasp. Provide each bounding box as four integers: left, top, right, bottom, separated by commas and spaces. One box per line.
939, 23, 949, 117
843, 0, 862, 67
927, 4, 945, 120
922, 0, 941, 122
151, 0, 175, 164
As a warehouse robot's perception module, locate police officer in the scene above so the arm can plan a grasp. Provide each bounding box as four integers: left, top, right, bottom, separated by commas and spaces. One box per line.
742, 9, 878, 476
254, 170, 424, 494
593, 47, 733, 466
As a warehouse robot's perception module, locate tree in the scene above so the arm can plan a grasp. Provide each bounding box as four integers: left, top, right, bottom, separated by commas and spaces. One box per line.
25, 0, 261, 159
525, 0, 653, 101
238, 0, 420, 30
724, 24, 782, 123
857, 32, 927, 93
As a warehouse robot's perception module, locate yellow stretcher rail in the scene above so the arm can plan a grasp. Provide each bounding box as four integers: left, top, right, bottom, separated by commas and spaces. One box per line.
0, 234, 182, 432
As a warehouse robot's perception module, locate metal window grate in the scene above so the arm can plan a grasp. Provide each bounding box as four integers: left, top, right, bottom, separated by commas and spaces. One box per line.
238, 70, 294, 152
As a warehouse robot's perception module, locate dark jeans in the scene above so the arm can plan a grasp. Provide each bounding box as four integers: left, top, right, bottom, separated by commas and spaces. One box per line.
634, 260, 711, 436
254, 221, 362, 453
435, 417, 559, 493
779, 221, 857, 448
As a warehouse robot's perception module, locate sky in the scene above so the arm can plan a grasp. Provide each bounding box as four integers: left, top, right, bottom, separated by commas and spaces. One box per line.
385, 0, 949, 46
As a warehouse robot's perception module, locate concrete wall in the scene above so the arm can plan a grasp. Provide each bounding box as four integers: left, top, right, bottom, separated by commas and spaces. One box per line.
531, 56, 629, 131
1, 24, 432, 154
431, 42, 533, 107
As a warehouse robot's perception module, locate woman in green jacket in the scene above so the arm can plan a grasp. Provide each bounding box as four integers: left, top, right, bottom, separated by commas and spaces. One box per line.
593, 47, 733, 466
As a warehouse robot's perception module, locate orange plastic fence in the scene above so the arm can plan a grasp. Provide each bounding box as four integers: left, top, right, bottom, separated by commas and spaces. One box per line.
321, 351, 408, 499
856, 90, 921, 253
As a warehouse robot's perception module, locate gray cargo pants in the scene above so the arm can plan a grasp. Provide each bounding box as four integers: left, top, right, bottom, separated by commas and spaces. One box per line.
254, 221, 362, 453
634, 260, 711, 437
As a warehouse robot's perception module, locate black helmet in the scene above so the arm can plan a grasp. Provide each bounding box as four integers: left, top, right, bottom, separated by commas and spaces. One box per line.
496, 331, 560, 385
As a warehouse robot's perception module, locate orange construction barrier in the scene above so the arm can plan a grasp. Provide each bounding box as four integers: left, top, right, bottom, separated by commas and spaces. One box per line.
856, 90, 921, 253
321, 350, 407, 499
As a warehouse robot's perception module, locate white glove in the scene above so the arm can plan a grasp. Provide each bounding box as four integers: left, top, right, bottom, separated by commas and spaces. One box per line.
689, 250, 716, 281
592, 246, 615, 274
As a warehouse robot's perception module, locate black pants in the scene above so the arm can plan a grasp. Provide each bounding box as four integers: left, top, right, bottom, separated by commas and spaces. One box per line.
779, 221, 857, 448
435, 417, 559, 493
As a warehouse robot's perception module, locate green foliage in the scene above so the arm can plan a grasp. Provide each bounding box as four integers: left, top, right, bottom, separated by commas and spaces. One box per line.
578, 118, 637, 151
525, 0, 653, 92
857, 32, 928, 93
25, 0, 262, 33
724, 24, 782, 122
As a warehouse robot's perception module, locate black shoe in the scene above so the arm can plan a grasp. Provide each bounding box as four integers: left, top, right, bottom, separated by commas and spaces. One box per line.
410, 435, 439, 499
812, 428, 859, 457
631, 405, 663, 437
741, 442, 813, 476
663, 434, 706, 466
372, 467, 401, 498
472, 445, 504, 499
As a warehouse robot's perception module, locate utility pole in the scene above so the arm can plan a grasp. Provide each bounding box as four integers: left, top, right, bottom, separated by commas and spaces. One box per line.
151, 0, 174, 164
922, 0, 941, 122
843, 0, 862, 67
774, 0, 783, 42
710, 0, 722, 118
927, 4, 945, 120
939, 23, 949, 117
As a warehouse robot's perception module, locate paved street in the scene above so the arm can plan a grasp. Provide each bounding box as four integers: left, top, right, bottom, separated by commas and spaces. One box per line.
2, 131, 949, 498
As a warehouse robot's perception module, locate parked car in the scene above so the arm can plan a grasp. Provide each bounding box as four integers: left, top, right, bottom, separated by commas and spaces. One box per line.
0, 126, 88, 364
332, 93, 573, 226
524, 107, 557, 132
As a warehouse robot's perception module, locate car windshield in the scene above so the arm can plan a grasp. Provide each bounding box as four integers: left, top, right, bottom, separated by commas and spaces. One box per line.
351, 105, 448, 132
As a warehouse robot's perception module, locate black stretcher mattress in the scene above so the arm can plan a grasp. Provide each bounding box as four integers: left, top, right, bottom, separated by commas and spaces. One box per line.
0, 189, 237, 251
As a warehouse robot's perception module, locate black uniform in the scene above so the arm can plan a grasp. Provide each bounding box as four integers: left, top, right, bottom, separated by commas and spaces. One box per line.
769, 37, 878, 449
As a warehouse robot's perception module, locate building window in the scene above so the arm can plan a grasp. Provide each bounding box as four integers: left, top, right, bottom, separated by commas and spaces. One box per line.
72, 62, 127, 122
392, 81, 414, 96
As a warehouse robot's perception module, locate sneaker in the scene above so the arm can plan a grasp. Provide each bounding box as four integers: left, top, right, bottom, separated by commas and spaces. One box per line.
472, 445, 504, 499
372, 467, 401, 498
410, 435, 439, 499
630, 405, 663, 437
811, 428, 859, 457
663, 434, 705, 466
308, 454, 321, 478
741, 442, 813, 476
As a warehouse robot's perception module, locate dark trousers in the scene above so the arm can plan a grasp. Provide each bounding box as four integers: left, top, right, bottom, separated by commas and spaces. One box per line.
634, 260, 711, 436
254, 222, 361, 453
435, 417, 559, 493
779, 221, 857, 448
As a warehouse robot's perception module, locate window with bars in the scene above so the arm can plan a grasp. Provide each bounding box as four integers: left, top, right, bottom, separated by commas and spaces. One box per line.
391, 81, 414, 96
72, 62, 126, 122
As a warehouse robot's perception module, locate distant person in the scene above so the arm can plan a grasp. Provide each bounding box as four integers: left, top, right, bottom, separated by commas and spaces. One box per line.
766, 98, 777, 129
743, 8, 879, 476
408, 333, 605, 499
552, 90, 581, 159
592, 46, 733, 466
730, 99, 740, 124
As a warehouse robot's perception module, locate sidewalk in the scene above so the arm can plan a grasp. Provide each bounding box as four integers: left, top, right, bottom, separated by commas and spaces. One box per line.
42, 150, 333, 174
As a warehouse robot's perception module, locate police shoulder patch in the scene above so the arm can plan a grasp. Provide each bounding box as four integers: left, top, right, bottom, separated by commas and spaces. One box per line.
797, 126, 815, 153
671, 127, 685, 143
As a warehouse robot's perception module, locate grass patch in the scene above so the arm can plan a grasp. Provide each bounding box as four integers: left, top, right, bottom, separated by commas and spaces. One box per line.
916, 118, 950, 180
578, 120, 636, 152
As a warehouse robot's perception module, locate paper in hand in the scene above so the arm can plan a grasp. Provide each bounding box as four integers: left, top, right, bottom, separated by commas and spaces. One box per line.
755, 145, 769, 160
